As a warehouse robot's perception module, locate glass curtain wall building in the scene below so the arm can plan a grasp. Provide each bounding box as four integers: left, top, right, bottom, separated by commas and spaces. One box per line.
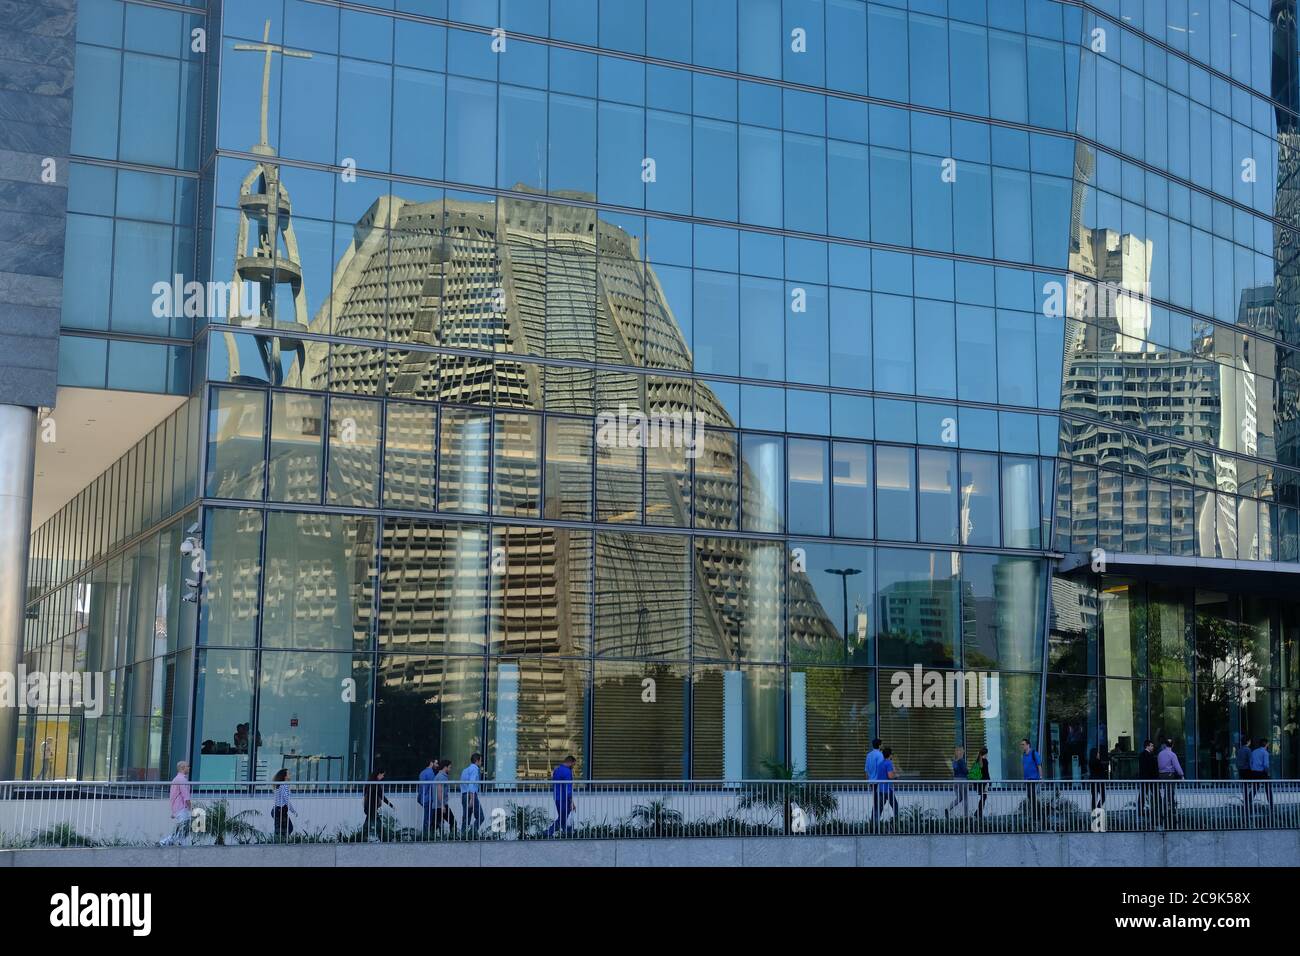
14, 0, 1300, 784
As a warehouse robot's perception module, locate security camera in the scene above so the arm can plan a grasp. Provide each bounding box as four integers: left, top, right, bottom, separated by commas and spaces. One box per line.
181, 592, 199, 604
185, 578, 202, 589
179, 539, 195, 556
186, 522, 200, 535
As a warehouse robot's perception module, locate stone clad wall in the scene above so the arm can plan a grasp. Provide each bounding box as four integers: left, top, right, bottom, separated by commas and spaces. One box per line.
0, 0, 74, 408
2, 831, 1297, 868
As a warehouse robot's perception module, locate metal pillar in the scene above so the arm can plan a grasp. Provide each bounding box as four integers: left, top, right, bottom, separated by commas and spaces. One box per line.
0, 404, 36, 779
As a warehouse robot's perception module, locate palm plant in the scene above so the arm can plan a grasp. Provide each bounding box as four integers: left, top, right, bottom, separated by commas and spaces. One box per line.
628, 798, 684, 837
737, 761, 838, 833
192, 800, 261, 845
502, 801, 551, 839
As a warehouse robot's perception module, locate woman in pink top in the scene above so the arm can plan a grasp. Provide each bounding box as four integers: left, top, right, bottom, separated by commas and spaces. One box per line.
160, 761, 193, 846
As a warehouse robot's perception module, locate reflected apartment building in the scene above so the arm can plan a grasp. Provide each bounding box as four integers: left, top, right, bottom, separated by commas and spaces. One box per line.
6, 0, 1300, 786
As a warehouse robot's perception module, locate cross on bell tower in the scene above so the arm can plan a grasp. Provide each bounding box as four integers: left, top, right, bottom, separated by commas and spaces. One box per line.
222, 20, 313, 385
233, 20, 313, 156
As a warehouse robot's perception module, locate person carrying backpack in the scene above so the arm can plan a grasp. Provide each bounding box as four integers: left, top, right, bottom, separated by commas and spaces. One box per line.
1021, 738, 1042, 826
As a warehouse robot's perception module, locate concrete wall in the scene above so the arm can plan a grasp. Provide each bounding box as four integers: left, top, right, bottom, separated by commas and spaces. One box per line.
0, 0, 74, 407
2, 829, 1297, 867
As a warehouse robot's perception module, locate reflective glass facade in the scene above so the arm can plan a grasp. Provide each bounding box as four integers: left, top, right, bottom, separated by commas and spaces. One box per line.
16, 0, 1300, 782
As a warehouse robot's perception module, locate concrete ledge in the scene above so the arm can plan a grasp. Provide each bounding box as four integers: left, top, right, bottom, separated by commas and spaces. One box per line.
3, 830, 1297, 867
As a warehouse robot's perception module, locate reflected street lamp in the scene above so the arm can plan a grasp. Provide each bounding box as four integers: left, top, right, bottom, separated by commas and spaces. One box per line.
825, 567, 862, 658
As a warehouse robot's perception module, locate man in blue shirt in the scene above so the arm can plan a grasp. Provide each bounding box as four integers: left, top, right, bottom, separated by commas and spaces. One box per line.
1235, 736, 1253, 780
545, 755, 578, 836
871, 747, 898, 824
1249, 738, 1273, 813
1020, 738, 1042, 824
417, 756, 438, 837
460, 752, 485, 834
864, 738, 883, 781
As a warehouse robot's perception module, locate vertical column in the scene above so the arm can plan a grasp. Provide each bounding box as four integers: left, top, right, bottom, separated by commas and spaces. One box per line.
0, 404, 36, 779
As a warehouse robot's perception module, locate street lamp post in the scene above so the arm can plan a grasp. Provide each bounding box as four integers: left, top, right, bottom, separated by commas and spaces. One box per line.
825, 567, 862, 659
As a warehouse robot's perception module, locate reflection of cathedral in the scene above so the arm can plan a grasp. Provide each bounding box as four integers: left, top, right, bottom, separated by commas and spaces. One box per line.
268, 188, 842, 777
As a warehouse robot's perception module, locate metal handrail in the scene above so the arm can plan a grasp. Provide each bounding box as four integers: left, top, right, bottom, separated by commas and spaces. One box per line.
1, 777, 1296, 848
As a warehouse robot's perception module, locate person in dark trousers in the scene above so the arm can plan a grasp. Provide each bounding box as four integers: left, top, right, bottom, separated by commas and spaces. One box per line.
417, 756, 439, 837
872, 746, 899, 824
1020, 738, 1042, 825
1236, 736, 1253, 780
944, 746, 969, 819
545, 755, 578, 836
363, 770, 394, 842
971, 746, 990, 819
1137, 739, 1159, 817
1156, 738, 1184, 828
271, 768, 296, 841
1088, 746, 1110, 810
433, 759, 456, 832
1249, 738, 1274, 817
459, 753, 485, 834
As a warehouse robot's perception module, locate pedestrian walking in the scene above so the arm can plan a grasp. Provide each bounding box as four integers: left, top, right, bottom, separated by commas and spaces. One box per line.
1249, 738, 1274, 815
872, 747, 899, 823
271, 768, 297, 841
970, 746, 990, 819
1021, 738, 1042, 825
363, 770, 394, 842
1088, 746, 1110, 810
460, 753, 486, 834
417, 756, 439, 837
1157, 738, 1184, 828
159, 760, 193, 846
944, 746, 969, 819
545, 755, 578, 836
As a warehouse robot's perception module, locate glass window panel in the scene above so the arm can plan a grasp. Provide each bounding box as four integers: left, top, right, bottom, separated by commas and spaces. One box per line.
960, 452, 1000, 547
691, 664, 784, 780
791, 542, 874, 666
544, 416, 594, 521
256, 651, 372, 781
877, 547, 960, 668
326, 398, 381, 508
205, 388, 265, 500
373, 654, 485, 781
439, 407, 491, 514
595, 531, 689, 660
592, 661, 687, 779
693, 538, 784, 663
487, 658, 590, 781
492, 412, 542, 517
262, 513, 376, 652
198, 509, 262, 647
741, 434, 784, 533
875, 445, 917, 542
383, 402, 437, 511
192, 649, 256, 781
490, 526, 591, 656
918, 448, 959, 545
378, 518, 488, 655
831, 441, 872, 539
787, 438, 829, 536
1100, 578, 1147, 680
963, 553, 1043, 671
268, 392, 323, 503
